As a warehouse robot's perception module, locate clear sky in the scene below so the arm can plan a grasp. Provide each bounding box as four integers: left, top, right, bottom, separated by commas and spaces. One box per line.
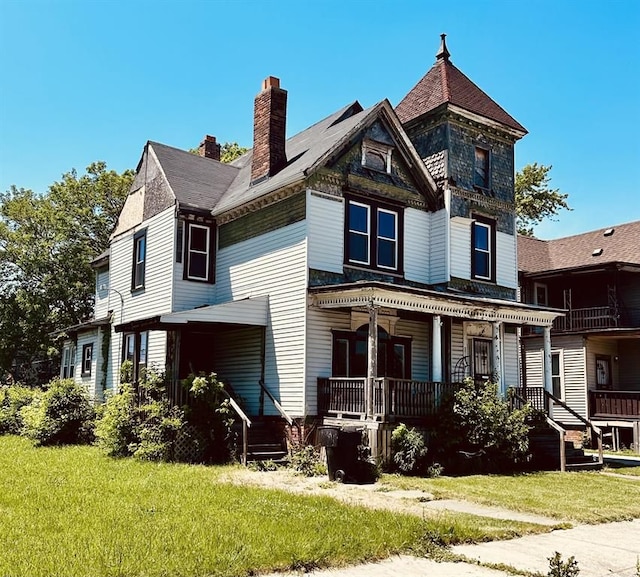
1, 0, 638, 239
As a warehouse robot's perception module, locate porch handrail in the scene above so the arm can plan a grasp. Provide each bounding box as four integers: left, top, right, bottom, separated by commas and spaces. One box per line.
222, 391, 252, 466
545, 415, 567, 472
544, 390, 603, 466
259, 379, 293, 426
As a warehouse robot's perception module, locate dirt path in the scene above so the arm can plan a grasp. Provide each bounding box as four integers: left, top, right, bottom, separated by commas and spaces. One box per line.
219, 468, 560, 526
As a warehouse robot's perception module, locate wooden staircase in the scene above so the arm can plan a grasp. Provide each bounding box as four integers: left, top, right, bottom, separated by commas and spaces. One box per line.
235, 417, 289, 464
529, 426, 602, 471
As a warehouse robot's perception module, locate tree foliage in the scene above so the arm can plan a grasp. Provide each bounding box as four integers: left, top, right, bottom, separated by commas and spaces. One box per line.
515, 163, 571, 236
189, 141, 248, 163
0, 162, 133, 384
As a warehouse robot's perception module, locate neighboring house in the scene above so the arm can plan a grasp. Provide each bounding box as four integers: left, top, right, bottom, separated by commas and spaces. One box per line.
60, 35, 562, 459
519, 222, 640, 451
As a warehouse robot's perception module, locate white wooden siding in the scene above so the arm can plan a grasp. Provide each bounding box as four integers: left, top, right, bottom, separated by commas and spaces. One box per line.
74, 330, 98, 399
502, 329, 519, 388
305, 308, 351, 414
307, 190, 344, 273
395, 318, 430, 381
450, 321, 466, 379
216, 221, 308, 417
449, 218, 471, 281
496, 231, 517, 289
585, 337, 619, 391
147, 330, 167, 373
429, 209, 448, 284
94, 269, 110, 319
109, 206, 175, 324
213, 326, 263, 414
404, 208, 430, 284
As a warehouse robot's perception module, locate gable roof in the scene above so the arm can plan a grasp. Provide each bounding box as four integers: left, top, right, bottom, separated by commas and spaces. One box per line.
149, 142, 239, 212
214, 99, 439, 214
395, 35, 527, 135
518, 220, 640, 274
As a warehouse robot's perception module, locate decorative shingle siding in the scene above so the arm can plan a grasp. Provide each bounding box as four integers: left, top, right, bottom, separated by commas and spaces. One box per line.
218, 193, 305, 249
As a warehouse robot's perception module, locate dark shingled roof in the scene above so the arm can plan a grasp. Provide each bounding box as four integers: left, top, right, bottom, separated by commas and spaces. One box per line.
150, 142, 239, 211
395, 41, 527, 134
518, 221, 640, 273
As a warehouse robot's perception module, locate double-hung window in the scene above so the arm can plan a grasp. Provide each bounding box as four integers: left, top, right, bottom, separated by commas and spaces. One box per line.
471, 215, 495, 282
61, 344, 76, 379
81, 343, 93, 377
346, 198, 401, 273
551, 351, 564, 399
122, 331, 148, 383
186, 223, 212, 281
132, 229, 146, 290
474, 147, 490, 190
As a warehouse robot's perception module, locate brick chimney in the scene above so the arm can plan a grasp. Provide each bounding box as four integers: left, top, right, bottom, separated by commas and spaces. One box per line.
251, 76, 287, 184
198, 135, 221, 161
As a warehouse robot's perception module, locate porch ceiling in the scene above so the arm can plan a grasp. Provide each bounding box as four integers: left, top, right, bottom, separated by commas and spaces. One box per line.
115, 296, 269, 332
309, 282, 563, 327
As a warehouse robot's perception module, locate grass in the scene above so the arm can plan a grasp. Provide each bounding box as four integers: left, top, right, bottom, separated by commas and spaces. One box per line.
605, 466, 640, 477
382, 470, 640, 524
0, 436, 549, 577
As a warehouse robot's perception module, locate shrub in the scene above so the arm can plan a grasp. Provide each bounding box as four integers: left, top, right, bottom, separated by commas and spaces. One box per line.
547, 552, 580, 576
434, 378, 532, 473
391, 423, 428, 474
94, 384, 137, 457
20, 378, 95, 446
289, 445, 326, 477
0, 384, 36, 435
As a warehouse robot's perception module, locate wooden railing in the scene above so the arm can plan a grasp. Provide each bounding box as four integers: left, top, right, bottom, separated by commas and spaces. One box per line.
225, 394, 252, 466
589, 390, 640, 419
317, 377, 457, 419
510, 387, 546, 413
553, 306, 618, 332
259, 379, 294, 425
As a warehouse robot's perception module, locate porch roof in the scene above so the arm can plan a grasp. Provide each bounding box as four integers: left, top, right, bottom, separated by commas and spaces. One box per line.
309, 282, 563, 327
115, 296, 269, 332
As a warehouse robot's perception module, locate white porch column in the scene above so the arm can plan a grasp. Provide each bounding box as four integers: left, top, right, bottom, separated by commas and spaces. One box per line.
543, 325, 553, 416
432, 315, 443, 383
492, 321, 503, 396
366, 304, 378, 419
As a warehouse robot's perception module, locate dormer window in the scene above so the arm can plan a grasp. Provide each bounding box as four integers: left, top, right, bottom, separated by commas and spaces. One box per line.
362, 140, 392, 173
184, 222, 214, 283
474, 147, 490, 189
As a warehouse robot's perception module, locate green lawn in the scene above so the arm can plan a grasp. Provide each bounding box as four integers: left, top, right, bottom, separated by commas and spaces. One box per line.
0, 436, 548, 577
382, 470, 640, 524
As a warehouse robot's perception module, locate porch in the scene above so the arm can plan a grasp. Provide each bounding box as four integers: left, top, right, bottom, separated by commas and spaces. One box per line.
552, 305, 619, 332
317, 377, 459, 420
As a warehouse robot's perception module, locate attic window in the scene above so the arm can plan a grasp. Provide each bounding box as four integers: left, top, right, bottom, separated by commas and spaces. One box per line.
603, 228, 615, 237
362, 140, 392, 173
592, 248, 603, 257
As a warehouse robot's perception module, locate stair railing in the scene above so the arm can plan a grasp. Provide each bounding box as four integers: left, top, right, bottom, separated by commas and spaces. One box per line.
544, 390, 603, 466
222, 391, 252, 466
259, 380, 293, 426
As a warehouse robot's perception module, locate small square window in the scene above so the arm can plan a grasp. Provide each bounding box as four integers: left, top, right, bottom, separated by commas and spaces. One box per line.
361, 140, 392, 173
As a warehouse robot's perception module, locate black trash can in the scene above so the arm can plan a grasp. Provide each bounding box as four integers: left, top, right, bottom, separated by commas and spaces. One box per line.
317, 426, 376, 484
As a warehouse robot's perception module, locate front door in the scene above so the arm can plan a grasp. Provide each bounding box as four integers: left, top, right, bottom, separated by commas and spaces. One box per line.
473, 338, 493, 383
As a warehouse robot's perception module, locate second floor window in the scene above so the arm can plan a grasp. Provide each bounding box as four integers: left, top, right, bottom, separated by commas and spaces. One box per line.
471, 216, 495, 282
186, 223, 212, 282
346, 199, 401, 272
132, 229, 146, 290
474, 147, 490, 189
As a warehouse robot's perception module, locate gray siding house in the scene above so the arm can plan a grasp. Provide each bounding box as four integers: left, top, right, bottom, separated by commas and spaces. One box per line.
60, 36, 561, 458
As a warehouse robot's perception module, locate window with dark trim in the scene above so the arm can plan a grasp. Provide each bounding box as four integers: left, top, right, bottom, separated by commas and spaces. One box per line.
81, 343, 93, 377
184, 223, 214, 282
122, 331, 148, 382
474, 147, 490, 189
345, 198, 402, 273
471, 215, 496, 282
132, 229, 146, 290
176, 220, 184, 263
595, 355, 612, 390
551, 351, 563, 398
332, 326, 411, 379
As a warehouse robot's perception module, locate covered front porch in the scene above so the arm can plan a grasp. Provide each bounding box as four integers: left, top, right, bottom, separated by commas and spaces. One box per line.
310, 282, 563, 428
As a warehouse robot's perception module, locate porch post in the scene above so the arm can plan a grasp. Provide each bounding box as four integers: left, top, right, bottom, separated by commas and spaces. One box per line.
543, 325, 553, 416
366, 303, 378, 419
492, 321, 503, 396
432, 315, 443, 382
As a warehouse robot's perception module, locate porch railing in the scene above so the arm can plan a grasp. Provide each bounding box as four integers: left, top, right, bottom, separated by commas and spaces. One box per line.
589, 390, 640, 419
317, 377, 457, 419
553, 306, 618, 332
510, 387, 546, 413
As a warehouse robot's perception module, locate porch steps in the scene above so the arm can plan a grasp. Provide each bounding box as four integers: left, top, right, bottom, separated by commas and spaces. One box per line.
241, 418, 289, 464
529, 427, 602, 471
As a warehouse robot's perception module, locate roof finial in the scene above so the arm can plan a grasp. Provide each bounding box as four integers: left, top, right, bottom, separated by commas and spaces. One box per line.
436, 33, 450, 61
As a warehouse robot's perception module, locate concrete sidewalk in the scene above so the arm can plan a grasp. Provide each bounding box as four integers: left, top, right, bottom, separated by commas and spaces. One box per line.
262, 519, 640, 577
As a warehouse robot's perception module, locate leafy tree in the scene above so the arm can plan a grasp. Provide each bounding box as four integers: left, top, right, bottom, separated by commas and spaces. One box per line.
0, 162, 133, 384
515, 163, 571, 236
220, 142, 248, 163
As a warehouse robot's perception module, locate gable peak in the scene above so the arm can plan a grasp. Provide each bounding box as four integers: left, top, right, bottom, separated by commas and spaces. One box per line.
436, 33, 450, 62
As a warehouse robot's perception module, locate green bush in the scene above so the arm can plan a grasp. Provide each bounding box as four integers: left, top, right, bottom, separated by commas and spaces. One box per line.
434, 378, 532, 472
0, 384, 36, 434
547, 552, 580, 576
289, 445, 326, 477
94, 383, 137, 457
20, 378, 95, 446
391, 423, 428, 474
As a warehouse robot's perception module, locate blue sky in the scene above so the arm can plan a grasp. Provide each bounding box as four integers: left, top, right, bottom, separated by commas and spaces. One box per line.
1, 0, 638, 239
